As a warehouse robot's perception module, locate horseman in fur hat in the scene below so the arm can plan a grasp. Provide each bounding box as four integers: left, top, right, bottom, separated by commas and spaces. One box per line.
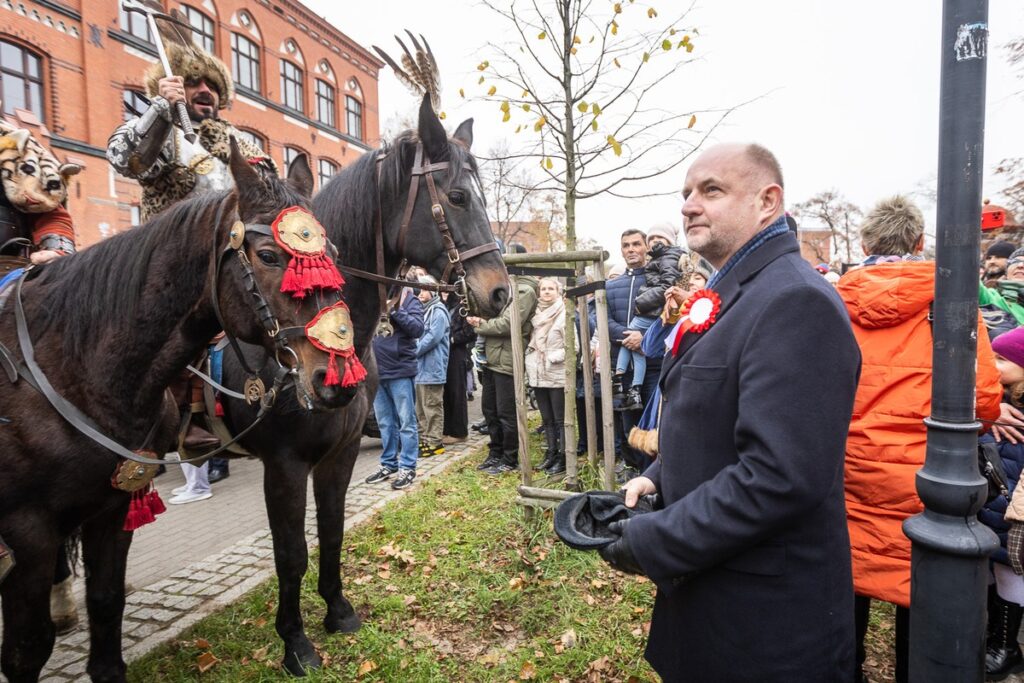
106, 24, 276, 221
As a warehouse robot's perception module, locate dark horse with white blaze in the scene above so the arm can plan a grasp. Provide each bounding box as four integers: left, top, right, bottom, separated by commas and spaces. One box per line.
215, 95, 509, 674
0, 142, 362, 683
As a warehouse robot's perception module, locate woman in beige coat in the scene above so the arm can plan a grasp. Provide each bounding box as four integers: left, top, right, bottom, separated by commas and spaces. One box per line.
525, 278, 567, 475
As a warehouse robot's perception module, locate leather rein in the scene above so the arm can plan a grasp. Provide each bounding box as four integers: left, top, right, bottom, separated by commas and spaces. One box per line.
0, 201, 330, 467
335, 143, 499, 335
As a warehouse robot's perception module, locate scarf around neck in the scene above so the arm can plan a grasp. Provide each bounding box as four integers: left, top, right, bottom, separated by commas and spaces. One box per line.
530, 296, 564, 350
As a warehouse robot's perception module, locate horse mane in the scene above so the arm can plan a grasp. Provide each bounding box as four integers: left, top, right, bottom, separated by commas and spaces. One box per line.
30, 191, 231, 360
312, 130, 482, 267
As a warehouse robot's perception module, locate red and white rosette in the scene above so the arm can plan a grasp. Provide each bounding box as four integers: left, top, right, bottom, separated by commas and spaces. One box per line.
669, 289, 721, 356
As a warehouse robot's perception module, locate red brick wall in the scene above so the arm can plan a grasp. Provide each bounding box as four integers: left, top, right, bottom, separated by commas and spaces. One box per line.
1, 0, 380, 247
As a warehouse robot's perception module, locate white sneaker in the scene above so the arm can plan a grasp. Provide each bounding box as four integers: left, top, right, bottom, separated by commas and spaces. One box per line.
168, 490, 212, 505
171, 485, 188, 496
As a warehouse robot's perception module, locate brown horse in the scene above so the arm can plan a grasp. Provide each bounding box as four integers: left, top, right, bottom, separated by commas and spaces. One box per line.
214, 94, 509, 674
0, 142, 362, 683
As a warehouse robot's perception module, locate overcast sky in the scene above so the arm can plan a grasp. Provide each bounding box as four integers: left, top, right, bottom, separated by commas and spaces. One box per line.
306, 0, 1024, 257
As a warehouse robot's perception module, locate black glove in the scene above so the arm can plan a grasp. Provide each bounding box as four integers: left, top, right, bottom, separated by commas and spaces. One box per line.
598, 519, 644, 575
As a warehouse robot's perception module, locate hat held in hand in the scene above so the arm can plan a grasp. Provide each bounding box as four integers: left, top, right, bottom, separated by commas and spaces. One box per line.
554, 490, 658, 550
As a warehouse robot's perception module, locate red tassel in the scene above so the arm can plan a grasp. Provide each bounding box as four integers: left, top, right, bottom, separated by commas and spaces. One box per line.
281, 260, 303, 297
122, 484, 166, 531
341, 352, 367, 388
215, 398, 225, 417
146, 488, 166, 516
324, 352, 341, 387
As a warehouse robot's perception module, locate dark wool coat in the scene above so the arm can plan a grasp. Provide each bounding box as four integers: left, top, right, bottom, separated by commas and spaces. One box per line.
605, 267, 660, 375
372, 293, 424, 381
634, 244, 685, 317
626, 232, 861, 682
979, 432, 1024, 567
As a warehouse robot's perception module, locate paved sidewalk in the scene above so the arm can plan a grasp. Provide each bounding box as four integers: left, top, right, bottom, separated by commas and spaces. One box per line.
29, 399, 487, 682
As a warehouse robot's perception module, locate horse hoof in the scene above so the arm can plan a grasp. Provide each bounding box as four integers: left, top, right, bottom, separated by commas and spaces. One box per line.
324, 611, 362, 634
282, 647, 322, 677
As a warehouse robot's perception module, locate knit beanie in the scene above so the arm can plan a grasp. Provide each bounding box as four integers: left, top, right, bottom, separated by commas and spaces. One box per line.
986, 240, 1017, 259
1008, 247, 1024, 269
992, 326, 1024, 369
647, 222, 679, 246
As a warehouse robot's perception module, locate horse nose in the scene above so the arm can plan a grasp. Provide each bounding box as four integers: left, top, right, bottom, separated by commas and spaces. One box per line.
491, 284, 509, 312
312, 369, 353, 407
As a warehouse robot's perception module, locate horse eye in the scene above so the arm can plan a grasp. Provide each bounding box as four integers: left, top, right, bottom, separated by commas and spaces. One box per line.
20, 163, 36, 175
447, 190, 466, 206
257, 250, 280, 266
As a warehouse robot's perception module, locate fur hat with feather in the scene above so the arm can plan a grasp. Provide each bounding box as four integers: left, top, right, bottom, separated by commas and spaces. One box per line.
142, 7, 233, 109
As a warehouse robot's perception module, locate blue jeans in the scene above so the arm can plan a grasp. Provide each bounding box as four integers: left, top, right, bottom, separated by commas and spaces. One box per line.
615, 315, 656, 387
374, 377, 419, 471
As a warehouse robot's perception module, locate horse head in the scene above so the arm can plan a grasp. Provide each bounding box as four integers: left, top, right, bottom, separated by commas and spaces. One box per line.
381, 94, 510, 318
215, 139, 364, 411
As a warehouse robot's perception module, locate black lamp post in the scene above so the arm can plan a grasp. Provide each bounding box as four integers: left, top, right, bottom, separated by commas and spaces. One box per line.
902, 0, 996, 680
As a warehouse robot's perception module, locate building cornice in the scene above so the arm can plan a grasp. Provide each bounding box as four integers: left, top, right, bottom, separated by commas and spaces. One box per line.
268, 0, 384, 73
235, 86, 371, 151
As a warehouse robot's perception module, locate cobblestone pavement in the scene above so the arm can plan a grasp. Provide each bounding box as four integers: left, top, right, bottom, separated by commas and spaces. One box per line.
20, 400, 487, 682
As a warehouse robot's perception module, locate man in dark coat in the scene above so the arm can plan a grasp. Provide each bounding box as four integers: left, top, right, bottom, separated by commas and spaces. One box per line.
602, 143, 861, 681
443, 294, 476, 442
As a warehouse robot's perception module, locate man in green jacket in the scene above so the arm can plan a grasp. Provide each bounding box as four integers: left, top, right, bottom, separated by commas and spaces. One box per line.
980, 247, 1024, 326
467, 276, 540, 474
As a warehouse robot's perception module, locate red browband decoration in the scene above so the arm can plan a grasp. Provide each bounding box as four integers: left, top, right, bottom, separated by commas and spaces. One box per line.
305, 302, 367, 388
271, 206, 345, 299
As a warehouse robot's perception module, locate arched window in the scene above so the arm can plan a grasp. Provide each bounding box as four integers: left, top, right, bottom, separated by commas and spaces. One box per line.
122, 89, 150, 122
280, 60, 303, 113
182, 5, 216, 53
317, 158, 338, 188
235, 129, 266, 152
231, 33, 260, 93
315, 79, 335, 128
283, 146, 307, 171
1, 40, 44, 120
345, 95, 362, 141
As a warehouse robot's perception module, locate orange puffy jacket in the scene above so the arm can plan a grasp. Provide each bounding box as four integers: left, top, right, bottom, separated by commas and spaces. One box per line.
838, 261, 1002, 607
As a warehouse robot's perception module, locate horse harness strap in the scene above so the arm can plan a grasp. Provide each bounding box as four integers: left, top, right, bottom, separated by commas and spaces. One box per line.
339, 142, 500, 333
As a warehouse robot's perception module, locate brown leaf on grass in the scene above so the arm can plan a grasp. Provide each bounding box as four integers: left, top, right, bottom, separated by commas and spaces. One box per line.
560, 628, 577, 649
508, 576, 525, 591
587, 655, 612, 673
403, 595, 418, 607
251, 645, 270, 661
590, 578, 609, 589
584, 593, 596, 606
478, 651, 502, 667
196, 652, 219, 673
353, 574, 373, 586
357, 659, 378, 677
533, 650, 545, 658
385, 584, 399, 592
194, 638, 210, 649
519, 661, 537, 679
378, 569, 392, 580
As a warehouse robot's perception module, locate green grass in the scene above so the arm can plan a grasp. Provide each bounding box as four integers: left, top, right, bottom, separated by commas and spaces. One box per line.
127, 436, 657, 682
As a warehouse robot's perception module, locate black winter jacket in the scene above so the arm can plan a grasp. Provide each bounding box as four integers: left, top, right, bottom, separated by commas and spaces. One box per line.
634, 244, 685, 316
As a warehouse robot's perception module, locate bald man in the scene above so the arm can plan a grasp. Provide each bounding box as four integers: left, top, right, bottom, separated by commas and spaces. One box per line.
599, 144, 862, 681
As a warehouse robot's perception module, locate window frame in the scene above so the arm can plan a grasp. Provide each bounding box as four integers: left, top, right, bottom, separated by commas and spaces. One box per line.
314, 79, 335, 128
235, 128, 266, 153
121, 89, 150, 122
317, 158, 338, 189
345, 95, 362, 141
118, 7, 153, 44
182, 5, 216, 54
0, 40, 45, 121
231, 32, 261, 94
279, 59, 304, 114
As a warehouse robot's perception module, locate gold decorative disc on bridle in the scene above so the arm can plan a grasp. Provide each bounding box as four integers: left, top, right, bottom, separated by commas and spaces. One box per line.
305, 304, 356, 354
272, 207, 328, 257
112, 456, 161, 493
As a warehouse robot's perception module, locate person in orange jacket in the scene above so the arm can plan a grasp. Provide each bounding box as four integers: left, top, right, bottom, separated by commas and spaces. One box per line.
838, 196, 1007, 683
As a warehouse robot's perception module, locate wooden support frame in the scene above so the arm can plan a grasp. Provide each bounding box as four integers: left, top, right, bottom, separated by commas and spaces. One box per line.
500, 250, 616, 512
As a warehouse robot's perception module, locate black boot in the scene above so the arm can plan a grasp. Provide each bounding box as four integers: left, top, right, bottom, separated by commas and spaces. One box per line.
539, 428, 559, 471
545, 431, 566, 475
987, 593, 1024, 680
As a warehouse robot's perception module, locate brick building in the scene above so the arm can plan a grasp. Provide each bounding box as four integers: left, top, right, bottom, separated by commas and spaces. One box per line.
797, 225, 832, 267
0, 0, 381, 247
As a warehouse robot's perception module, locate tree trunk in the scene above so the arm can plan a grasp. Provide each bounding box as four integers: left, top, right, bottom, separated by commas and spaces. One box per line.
560, 0, 579, 479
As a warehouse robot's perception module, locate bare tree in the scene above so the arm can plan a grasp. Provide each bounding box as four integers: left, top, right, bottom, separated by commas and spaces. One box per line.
995, 38, 1024, 219
480, 140, 564, 248
792, 190, 863, 264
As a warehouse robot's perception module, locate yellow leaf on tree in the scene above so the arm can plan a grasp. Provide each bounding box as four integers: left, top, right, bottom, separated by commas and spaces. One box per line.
577, 101, 588, 113
662, 39, 672, 51
613, 57, 621, 68
607, 135, 622, 156
522, 103, 531, 112
487, 85, 497, 96
545, 157, 553, 170
478, 76, 485, 84
573, 35, 582, 44
570, 47, 577, 55
648, 7, 657, 17
502, 112, 511, 123
688, 114, 697, 128
522, 89, 530, 97
591, 102, 602, 115
682, 34, 691, 44
642, 51, 650, 62
439, 111, 446, 119
591, 119, 598, 131
613, 2, 622, 13
589, 35, 595, 43
686, 43, 694, 52
477, 60, 489, 71
670, 28, 677, 35
538, 31, 547, 40
611, 21, 618, 35
534, 116, 547, 132
515, 125, 522, 133
459, 88, 465, 98
500, 101, 510, 112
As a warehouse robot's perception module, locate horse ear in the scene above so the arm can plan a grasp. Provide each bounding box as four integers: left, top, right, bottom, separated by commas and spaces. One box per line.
452, 118, 473, 150
227, 136, 260, 188
286, 153, 314, 198
417, 92, 447, 161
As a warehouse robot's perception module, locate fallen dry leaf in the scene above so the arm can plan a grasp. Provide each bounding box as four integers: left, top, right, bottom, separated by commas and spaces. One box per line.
194, 638, 210, 649
357, 659, 378, 677
196, 652, 218, 673
590, 579, 609, 589
560, 628, 577, 649
508, 576, 525, 591
251, 644, 270, 661
519, 661, 537, 680
403, 595, 418, 607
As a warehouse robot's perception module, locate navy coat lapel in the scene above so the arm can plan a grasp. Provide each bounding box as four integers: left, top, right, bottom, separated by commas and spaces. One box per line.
660, 233, 802, 383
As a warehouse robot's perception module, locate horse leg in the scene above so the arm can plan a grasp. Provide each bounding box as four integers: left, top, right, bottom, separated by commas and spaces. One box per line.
263, 457, 320, 676
312, 441, 361, 634
80, 503, 132, 683
0, 515, 59, 683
